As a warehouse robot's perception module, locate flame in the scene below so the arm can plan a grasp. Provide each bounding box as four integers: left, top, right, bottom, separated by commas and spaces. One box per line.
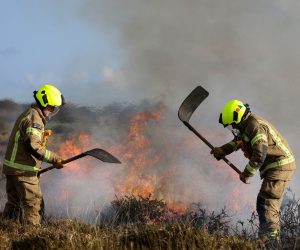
58, 133, 97, 177
52, 105, 253, 216
114, 109, 164, 198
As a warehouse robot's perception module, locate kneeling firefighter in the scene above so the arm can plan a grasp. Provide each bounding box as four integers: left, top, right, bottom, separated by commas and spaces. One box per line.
211, 100, 296, 241
2, 84, 65, 225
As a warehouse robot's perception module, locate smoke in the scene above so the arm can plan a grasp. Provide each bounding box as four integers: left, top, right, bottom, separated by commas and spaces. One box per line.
1, 0, 300, 221
0, 100, 257, 221
79, 1, 300, 106
79, 0, 300, 210
39, 100, 257, 221
80, 0, 300, 176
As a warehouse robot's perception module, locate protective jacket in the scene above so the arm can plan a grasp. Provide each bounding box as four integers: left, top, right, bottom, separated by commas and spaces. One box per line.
221, 113, 296, 180
2, 104, 60, 176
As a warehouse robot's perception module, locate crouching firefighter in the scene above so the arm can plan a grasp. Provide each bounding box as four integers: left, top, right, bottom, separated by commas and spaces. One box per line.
1, 84, 65, 225
211, 100, 296, 242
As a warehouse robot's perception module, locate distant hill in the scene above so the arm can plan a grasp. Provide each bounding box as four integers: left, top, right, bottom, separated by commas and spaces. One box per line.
0, 99, 164, 164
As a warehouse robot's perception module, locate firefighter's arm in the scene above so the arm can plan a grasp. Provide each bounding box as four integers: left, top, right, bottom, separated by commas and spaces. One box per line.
211, 140, 241, 160
242, 126, 268, 177
22, 116, 60, 164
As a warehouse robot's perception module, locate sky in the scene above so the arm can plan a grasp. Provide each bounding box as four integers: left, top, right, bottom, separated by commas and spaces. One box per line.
1, 0, 300, 215
1, 1, 300, 108
0, 0, 123, 105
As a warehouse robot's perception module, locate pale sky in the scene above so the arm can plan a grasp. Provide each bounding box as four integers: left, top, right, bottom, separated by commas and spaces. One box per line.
1, 1, 300, 110
0, 0, 122, 106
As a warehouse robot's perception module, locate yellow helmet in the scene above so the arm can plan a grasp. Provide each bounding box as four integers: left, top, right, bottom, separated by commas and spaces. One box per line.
219, 100, 247, 127
34, 84, 65, 108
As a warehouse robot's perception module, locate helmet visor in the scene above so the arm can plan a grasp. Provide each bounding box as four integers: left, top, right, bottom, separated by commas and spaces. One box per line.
47, 105, 61, 119
51, 106, 60, 116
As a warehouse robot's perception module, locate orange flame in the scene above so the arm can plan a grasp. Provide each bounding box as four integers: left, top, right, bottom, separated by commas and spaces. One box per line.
54, 105, 253, 215
58, 133, 97, 177
114, 109, 163, 198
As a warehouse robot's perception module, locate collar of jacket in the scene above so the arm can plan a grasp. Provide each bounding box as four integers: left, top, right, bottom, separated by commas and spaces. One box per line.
31, 104, 47, 124
237, 112, 252, 132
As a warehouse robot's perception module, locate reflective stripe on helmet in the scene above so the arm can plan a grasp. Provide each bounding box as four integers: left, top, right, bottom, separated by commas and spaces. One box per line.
4, 159, 40, 173
251, 134, 268, 146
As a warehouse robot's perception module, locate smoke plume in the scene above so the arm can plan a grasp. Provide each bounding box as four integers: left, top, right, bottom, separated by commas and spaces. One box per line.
79, 0, 300, 208
1, 0, 300, 222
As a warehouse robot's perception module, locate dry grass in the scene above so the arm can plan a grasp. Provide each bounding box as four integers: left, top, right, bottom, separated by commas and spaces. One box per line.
0, 218, 257, 250
4, 193, 300, 249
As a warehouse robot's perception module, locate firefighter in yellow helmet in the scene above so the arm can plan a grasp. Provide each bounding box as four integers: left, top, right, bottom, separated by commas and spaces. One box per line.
211, 100, 296, 243
2, 84, 65, 225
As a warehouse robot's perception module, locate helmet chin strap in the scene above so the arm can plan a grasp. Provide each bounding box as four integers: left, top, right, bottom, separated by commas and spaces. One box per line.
45, 115, 52, 121
227, 125, 239, 137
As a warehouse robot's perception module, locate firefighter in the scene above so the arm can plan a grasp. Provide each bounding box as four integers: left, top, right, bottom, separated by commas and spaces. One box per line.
2, 84, 65, 225
211, 100, 296, 243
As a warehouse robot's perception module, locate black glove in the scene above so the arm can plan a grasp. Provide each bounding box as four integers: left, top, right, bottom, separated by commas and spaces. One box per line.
210, 147, 226, 160
240, 171, 251, 184
53, 159, 64, 169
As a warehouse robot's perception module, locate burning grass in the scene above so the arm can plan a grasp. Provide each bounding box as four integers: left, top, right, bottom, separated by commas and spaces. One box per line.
102, 195, 169, 225
100, 195, 232, 235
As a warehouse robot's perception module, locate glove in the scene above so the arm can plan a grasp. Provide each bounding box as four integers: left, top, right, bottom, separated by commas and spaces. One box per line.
210, 147, 226, 160
239, 171, 251, 184
53, 159, 64, 169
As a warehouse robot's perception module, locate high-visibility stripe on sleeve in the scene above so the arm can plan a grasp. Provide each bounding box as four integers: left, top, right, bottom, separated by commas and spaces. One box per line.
26, 127, 43, 138
251, 134, 268, 146
255, 119, 295, 176
246, 162, 257, 175
43, 150, 52, 162
258, 120, 292, 157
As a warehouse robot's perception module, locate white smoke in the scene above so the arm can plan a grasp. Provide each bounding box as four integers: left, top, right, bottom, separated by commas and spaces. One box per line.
78, 0, 300, 212
1, 0, 300, 223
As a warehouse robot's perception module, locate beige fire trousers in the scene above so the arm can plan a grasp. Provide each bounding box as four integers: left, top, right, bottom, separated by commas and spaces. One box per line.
257, 178, 290, 238
3, 175, 43, 225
